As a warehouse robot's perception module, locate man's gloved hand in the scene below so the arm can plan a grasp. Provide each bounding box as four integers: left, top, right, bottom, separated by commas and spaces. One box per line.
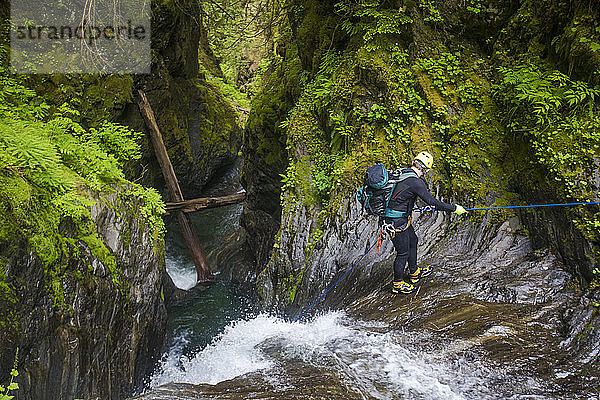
453, 205, 467, 215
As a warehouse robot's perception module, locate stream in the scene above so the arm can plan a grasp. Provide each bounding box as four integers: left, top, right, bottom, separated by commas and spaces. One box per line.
148, 310, 539, 399
137, 163, 598, 400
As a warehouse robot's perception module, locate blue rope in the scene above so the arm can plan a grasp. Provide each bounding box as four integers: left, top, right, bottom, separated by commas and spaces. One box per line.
293, 240, 378, 322
416, 201, 600, 212
465, 201, 600, 211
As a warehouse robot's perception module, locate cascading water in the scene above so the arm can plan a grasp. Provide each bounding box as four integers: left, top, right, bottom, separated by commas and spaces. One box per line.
154, 161, 254, 369
148, 311, 549, 399
165, 251, 197, 291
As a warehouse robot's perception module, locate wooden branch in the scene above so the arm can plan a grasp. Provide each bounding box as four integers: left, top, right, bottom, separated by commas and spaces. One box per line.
137, 90, 213, 284
165, 192, 246, 214
137, 90, 184, 202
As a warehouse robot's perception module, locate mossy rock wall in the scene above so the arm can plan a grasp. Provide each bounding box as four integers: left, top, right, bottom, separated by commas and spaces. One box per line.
123, 74, 242, 199
0, 1, 239, 398
14, 0, 242, 200
0, 176, 167, 400
240, 41, 303, 267
492, 0, 600, 284
240, 0, 342, 268
244, 0, 600, 310
117, 0, 242, 199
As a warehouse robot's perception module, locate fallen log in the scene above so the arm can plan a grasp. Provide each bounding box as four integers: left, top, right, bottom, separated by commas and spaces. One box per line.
165, 192, 246, 214
137, 89, 213, 285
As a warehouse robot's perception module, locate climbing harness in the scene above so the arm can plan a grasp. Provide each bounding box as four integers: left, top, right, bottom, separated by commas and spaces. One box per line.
294, 213, 421, 320
377, 217, 413, 253
293, 240, 378, 322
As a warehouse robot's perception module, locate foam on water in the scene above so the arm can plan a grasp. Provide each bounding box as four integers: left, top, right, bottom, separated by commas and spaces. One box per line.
150, 313, 318, 386
149, 312, 510, 399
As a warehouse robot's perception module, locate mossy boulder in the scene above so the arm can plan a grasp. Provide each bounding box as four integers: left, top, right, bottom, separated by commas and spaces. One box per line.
0, 174, 167, 400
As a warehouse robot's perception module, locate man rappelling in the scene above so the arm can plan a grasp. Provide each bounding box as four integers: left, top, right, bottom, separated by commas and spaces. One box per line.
297, 151, 599, 319
383, 151, 468, 294
358, 151, 467, 294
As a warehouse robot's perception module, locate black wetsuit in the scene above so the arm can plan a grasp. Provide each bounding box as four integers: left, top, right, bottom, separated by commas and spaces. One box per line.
382, 168, 456, 282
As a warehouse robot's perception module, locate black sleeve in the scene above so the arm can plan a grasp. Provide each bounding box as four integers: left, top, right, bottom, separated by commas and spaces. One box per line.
413, 179, 456, 212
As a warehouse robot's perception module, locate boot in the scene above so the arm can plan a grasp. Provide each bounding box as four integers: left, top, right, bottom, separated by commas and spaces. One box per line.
409, 266, 432, 284
392, 281, 416, 294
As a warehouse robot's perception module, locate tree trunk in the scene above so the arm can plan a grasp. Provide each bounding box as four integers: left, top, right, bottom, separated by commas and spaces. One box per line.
165, 192, 246, 214
137, 89, 213, 284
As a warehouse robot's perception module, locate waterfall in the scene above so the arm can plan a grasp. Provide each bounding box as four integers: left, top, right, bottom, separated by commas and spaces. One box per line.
148, 311, 538, 399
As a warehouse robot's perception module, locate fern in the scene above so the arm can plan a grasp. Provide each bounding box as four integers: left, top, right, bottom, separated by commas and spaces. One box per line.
494, 62, 600, 205
0, 119, 77, 193
0, 70, 165, 245
497, 63, 600, 125
86, 122, 143, 167
335, 0, 412, 51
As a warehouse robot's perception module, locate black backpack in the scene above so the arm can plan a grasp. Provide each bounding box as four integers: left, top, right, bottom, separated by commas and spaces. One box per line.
357, 164, 417, 218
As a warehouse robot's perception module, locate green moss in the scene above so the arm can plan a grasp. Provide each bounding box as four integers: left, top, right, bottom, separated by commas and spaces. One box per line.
49, 272, 65, 309
415, 73, 446, 109
0, 272, 18, 335
194, 78, 240, 151
80, 231, 118, 282
22, 74, 134, 128
0, 155, 155, 326
277, 37, 513, 223
247, 45, 304, 165
305, 210, 327, 258
281, 268, 306, 305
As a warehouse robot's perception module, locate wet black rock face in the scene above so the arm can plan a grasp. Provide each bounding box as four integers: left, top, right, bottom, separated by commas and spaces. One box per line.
132, 360, 363, 400
1, 191, 168, 400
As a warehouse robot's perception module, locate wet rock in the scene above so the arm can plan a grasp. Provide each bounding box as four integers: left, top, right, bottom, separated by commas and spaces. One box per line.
132, 361, 364, 400
0, 190, 168, 400
256, 192, 600, 396
208, 228, 258, 286
240, 132, 287, 269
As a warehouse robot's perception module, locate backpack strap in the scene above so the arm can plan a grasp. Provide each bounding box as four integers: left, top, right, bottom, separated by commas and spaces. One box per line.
390, 169, 418, 200
387, 169, 418, 185
384, 170, 418, 218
